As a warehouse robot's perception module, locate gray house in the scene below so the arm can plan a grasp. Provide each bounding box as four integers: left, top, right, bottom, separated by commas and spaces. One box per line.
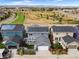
27, 26, 51, 50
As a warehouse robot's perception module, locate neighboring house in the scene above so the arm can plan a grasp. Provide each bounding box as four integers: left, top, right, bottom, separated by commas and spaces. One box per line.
27, 26, 51, 50
61, 35, 79, 49
0, 48, 12, 58
74, 25, 79, 40
51, 26, 74, 43
0, 24, 25, 48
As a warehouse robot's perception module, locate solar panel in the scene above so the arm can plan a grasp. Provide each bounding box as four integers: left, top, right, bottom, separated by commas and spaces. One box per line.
28, 27, 49, 32
52, 26, 74, 32
1, 25, 16, 30
1, 24, 24, 31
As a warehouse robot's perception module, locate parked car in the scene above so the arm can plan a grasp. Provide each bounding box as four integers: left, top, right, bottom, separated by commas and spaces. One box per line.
1, 48, 12, 59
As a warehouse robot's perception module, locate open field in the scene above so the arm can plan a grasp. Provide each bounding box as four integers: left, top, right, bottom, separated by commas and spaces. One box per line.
0, 8, 79, 25
24, 11, 53, 25
24, 10, 79, 26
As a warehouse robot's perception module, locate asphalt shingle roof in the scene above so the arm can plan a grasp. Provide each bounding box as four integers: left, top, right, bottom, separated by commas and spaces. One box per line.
36, 35, 51, 46
1, 24, 25, 31
28, 26, 49, 32
62, 35, 78, 44
52, 26, 74, 32
76, 25, 79, 30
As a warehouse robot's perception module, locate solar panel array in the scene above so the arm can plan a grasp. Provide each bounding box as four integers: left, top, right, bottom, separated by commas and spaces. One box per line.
1, 24, 24, 31
52, 26, 74, 32
28, 27, 49, 32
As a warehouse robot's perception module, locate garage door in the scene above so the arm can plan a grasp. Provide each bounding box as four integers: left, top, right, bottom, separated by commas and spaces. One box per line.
38, 46, 49, 50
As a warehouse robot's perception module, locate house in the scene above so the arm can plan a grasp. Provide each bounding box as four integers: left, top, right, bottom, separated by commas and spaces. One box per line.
74, 25, 79, 40
62, 35, 79, 55
51, 26, 74, 43
0, 24, 25, 48
62, 35, 79, 49
27, 25, 51, 50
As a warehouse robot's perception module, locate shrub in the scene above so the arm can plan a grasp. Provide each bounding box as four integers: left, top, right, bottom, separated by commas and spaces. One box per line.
24, 49, 36, 55
0, 43, 5, 49
53, 42, 62, 49
17, 48, 36, 55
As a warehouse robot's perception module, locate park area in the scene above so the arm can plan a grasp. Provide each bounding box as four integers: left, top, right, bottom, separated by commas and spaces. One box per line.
10, 12, 25, 24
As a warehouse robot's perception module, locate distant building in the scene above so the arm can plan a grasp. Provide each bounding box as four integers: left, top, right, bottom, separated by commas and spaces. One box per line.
51, 26, 74, 43
0, 24, 25, 48
27, 25, 51, 50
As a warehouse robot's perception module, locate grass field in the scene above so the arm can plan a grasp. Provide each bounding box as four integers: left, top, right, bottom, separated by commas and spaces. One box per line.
10, 12, 25, 24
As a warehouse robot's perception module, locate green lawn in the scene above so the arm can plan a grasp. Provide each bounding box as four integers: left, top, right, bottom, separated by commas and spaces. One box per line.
10, 12, 25, 24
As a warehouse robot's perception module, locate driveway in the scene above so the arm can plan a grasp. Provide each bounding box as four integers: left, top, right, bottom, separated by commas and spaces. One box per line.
68, 49, 79, 55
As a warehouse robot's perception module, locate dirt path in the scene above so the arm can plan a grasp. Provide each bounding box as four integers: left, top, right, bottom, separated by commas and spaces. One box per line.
0, 13, 16, 24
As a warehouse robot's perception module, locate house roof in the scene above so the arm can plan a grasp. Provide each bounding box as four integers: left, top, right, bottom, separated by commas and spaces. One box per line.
52, 26, 74, 32
36, 35, 51, 46
76, 25, 79, 30
28, 26, 49, 32
1, 24, 25, 31
62, 35, 78, 44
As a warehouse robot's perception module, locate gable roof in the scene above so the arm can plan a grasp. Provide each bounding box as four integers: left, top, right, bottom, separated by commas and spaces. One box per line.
28, 26, 49, 32
76, 25, 79, 30
52, 26, 74, 32
1, 24, 25, 31
36, 35, 51, 46
62, 35, 78, 44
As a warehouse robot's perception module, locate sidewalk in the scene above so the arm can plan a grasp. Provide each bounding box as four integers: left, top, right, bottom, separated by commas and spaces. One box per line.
10, 50, 79, 59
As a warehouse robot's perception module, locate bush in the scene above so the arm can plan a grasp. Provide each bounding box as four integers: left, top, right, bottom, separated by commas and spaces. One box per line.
26, 45, 34, 49
54, 42, 62, 49
0, 43, 5, 49
17, 48, 24, 56
24, 49, 36, 55
17, 48, 36, 55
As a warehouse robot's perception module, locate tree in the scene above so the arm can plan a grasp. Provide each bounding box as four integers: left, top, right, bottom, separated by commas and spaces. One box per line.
59, 17, 62, 24
0, 32, 3, 42
0, 43, 5, 49
54, 42, 62, 49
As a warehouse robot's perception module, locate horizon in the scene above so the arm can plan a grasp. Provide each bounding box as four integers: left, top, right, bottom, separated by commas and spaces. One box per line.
0, 0, 79, 6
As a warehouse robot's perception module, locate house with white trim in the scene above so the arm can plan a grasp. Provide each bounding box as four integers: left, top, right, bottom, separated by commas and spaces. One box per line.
51, 26, 79, 49
51, 26, 74, 42
27, 25, 51, 50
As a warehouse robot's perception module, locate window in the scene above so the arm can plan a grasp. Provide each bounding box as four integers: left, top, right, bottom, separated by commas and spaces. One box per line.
29, 34, 32, 35
55, 37, 58, 41
41, 33, 44, 35
66, 33, 68, 35
59, 37, 61, 41
56, 33, 58, 35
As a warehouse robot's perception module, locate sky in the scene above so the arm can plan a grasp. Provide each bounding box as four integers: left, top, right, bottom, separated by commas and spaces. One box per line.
0, 0, 79, 6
